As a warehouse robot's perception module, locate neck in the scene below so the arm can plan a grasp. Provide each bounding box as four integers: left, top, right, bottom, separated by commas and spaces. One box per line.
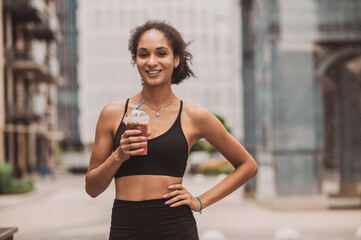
140, 85, 174, 108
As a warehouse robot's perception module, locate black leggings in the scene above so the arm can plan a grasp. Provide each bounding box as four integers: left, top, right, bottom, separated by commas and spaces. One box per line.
109, 198, 199, 240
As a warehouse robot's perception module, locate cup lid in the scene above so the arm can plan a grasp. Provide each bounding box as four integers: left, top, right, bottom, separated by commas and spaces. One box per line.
124, 110, 149, 122
131, 110, 148, 117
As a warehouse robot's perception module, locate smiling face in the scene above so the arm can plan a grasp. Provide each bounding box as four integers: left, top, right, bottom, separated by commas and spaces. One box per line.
136, 29, 180, 86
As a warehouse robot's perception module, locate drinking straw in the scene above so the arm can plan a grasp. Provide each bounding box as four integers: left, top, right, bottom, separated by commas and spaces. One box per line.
136, 100, 145, 110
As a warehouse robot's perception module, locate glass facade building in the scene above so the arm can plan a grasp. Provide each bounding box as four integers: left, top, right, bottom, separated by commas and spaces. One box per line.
57, 0, 81, 149
242, 0, 361, 209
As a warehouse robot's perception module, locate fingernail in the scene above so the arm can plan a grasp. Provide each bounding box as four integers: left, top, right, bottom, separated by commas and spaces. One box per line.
165, 200, 170, 204
139, 149, 144, 152
168, 185, 173, 189
162, 194, 167, 198
136, 130, 142, 133
170, 204, 175, 207
142, 142, 147, 145
142, 137, 147, 140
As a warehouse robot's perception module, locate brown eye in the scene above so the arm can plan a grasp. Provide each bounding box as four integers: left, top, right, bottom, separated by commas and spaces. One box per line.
158, 51, 167, 57
138, 53, 148, 58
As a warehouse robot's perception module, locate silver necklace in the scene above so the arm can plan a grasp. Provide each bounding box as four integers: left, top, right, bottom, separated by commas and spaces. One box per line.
143, 94, 175, 117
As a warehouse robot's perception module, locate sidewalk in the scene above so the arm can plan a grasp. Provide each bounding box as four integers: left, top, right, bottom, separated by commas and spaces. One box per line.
0, 169, 360, 240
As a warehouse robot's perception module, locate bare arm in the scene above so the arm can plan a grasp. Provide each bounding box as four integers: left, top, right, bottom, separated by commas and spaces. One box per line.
194, 106, 258, 209
85, 103, 123, 198
85, 102, 146, 198
165, 104, 257, 211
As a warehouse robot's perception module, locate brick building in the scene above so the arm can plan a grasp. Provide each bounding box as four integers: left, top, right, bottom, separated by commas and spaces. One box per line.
0, 0, 62, 177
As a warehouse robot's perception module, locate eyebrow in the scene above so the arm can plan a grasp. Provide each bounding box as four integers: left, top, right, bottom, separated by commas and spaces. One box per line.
138, 46, 169, 51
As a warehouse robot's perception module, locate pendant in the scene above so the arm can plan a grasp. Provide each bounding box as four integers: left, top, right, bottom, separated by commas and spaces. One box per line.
156, 111, 160, 117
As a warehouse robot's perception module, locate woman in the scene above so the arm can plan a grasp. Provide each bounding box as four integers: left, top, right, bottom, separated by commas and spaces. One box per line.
85, 20, 257, 240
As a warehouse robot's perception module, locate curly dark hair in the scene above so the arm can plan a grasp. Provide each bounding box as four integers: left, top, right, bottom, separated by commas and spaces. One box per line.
128, 20, 195, 84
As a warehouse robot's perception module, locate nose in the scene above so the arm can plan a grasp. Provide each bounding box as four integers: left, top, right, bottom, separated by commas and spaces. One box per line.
147, 54, 158, 67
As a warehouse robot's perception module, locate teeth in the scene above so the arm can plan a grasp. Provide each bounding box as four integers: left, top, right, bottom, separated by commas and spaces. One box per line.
147, 70, 161, 74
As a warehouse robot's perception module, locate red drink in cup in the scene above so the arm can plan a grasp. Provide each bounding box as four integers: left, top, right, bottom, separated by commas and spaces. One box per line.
124, 110, 149, 155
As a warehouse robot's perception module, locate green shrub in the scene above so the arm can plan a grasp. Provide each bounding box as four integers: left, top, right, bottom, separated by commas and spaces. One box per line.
0, 162, 35, 194
190, 113, 232, 154
9, 178, 35, 194
190, 139, 208, 152
198, 161, 234, 175
190, 139, 220, 154
0, 162, 13, 194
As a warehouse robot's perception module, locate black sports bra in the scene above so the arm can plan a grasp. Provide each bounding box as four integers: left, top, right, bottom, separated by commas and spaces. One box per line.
113, 99, 189, 178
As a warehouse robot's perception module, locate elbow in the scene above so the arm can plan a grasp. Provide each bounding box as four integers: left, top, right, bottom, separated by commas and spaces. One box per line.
86, 186, 99, 198
244, 157, 258, 178
251, 159, 258, 177
85, 176, 100, 198
234, 157, 258, 178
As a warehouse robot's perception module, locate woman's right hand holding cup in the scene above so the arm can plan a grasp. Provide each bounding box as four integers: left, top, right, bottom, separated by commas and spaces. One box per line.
115, 130, 148, 162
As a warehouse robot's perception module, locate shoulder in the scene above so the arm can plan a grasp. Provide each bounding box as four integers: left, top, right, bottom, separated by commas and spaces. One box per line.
182, 102, 217, 135
100, 100, 126, 118
182, 101, 213, 124
182, 101, 225, 139
97, 100, 127, 131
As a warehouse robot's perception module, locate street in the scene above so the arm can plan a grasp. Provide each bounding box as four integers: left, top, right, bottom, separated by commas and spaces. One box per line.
0, 169, 360, 240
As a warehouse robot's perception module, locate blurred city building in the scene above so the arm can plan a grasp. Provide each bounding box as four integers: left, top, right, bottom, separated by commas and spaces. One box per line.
77, 0, 242, 147
56, 0, 81, 150
242, 0, 361, 209
0, 0, 62, 177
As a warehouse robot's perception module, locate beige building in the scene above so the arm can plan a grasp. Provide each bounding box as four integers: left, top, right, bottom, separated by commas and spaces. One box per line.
77, 0, 242, 146
1, 0, 62, 177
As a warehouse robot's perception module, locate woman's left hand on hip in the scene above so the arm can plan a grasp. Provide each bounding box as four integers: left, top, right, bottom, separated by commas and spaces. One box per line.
162, 184, 201, 212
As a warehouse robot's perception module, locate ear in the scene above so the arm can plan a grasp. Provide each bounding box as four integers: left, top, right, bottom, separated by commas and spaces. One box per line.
174, 56, 180, 68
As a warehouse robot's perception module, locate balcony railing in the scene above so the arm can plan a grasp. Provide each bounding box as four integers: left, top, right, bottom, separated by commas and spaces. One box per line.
24, 22, 60, 41
6, 105, 42, 124
23, 9, 61, 42
5, 47, 57, 84
3, 0, 46, 23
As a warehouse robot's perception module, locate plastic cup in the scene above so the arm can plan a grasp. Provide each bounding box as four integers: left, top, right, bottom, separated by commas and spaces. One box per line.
123, 110, 149, 155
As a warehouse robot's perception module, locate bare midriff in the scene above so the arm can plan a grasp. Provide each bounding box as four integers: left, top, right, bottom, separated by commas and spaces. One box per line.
115, 175, 183, 201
